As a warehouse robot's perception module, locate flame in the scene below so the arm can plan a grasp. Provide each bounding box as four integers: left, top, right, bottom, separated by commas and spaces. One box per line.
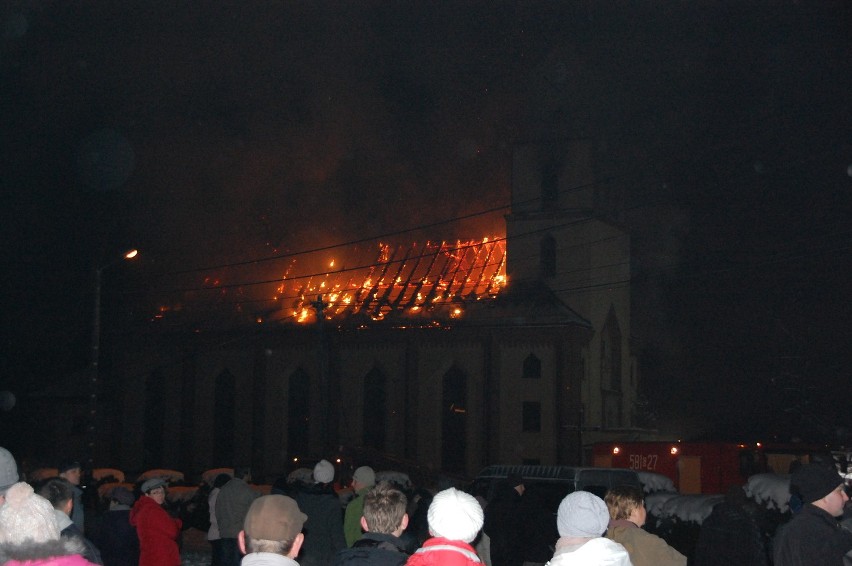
154, 237, 507, 327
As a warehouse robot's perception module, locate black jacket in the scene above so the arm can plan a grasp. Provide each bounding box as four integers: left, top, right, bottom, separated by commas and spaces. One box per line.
773, 504, 852, 566
333, 532, 409, 566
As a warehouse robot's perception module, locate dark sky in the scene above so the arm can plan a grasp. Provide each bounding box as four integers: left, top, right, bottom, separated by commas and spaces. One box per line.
1, 1, 850, 444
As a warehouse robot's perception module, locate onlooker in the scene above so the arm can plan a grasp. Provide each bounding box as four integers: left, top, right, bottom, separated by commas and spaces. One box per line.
0, 446, 19, 505
58, 460, 85, 533
238, 494, 307, 566
483, 473, 525, 566
694, 486, 768, 566
345, 466, 377, 546
89, 486, 139, 566
406, 487, 484, 566
773, 463, 852, 566
335, 481, 410, 566
209, 472, 233, 566
130, 478, 182, 566
35, 476, 103, 564
545, 491, 631, 566
604, 485, 685, 566
217, 466, 260, 566
0, 481, 99, 565
294, 459, 347, 566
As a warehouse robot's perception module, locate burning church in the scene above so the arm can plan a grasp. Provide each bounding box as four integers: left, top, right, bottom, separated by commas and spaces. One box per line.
95, 139, 639, 481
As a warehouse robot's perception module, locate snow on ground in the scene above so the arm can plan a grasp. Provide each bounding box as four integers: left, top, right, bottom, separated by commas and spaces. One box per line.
745, 473, 791, 512
638, 471, 675, 493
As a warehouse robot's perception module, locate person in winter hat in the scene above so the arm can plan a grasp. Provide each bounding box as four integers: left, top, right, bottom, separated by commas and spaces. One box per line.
0, 446, 19, 504
130, 477, 182, 566
0, 481, 99, 565
773, 463, 852, 566
545, 491, 632, 566
293, 459, 346, 566
345, 466, 377, 546
238, 494, 307, 566
406, 487, 484, 566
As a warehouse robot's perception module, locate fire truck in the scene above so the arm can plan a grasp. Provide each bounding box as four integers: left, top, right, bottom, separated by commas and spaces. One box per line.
591, 441, 833, 494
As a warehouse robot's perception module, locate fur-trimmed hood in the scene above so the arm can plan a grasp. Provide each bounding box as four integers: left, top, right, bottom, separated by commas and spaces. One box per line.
0, 535, 85, 562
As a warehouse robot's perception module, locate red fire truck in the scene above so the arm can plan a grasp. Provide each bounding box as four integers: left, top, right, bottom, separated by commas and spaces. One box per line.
591, 441, 833, 494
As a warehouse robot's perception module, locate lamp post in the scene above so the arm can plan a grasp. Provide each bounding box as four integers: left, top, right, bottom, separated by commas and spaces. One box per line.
87, 249, 138, 469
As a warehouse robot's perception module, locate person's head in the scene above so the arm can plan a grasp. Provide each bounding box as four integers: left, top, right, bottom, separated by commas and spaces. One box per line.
58, 460, 82, 486
362, 481, 409, 536
427, 487, 483, 543
0, 446, 19, 504
140, 478, 168, 506
0, 482, 61, 546
557, 491, 610, 540
213, 473, 232, 489
604, 485, 646, 527
352, 466, 376, 491
507, 473, 525, 496
234, 466, 252, 482
238, 494, 307, 558
792, 463, 847, 517
313, 459, 335, 485
35, 476, 75, 517
110, 486, 135, 508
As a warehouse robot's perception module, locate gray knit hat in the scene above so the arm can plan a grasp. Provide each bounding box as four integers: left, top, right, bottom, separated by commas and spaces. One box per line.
557, 491, 610, 538
0, 447, 18, 494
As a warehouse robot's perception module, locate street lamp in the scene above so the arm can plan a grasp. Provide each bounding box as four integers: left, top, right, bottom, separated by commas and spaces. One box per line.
87, 249, 138, 468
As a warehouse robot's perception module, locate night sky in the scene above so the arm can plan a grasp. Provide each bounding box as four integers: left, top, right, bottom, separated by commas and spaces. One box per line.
1, 2, 850, 446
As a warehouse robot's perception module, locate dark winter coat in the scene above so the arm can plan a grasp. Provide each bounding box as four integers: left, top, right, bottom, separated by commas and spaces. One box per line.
294, 482, 347, 566
62, 522, 104, 565
88, 507, 139, 566
773, 504, 852, 566
215, 477, 260, 539
483, 483, 524, 566
694, 500, 768, 566
129, 495, 182, 566
334, 532, 410, 566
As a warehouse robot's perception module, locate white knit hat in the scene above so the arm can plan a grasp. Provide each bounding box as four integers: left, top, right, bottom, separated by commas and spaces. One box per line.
427, 487, 483, 543
0, 447, 18, 493
556, 491, 609, 538
313, 459, 335, 484
0, 482, 61, 544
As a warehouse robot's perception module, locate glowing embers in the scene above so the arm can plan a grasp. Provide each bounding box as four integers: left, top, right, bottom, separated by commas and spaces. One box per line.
281, 238, 507, 324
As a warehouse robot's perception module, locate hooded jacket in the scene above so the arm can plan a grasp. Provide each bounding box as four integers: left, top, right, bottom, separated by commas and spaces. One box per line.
129, 494, 182, 566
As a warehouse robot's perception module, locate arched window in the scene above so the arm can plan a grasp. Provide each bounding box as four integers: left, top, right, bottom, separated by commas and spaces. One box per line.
442, 366, 467, 473
540, 235, 556, 278
363, 368, 387, 451
523, 353, 541, 379
287, 368, 311, 458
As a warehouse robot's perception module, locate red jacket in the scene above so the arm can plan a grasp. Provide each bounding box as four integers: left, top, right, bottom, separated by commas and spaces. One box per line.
129, 495, 182, 566
406, 537, 482, 566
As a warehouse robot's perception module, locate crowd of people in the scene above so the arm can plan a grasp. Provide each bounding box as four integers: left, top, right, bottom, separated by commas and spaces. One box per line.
0, 445, 850, 566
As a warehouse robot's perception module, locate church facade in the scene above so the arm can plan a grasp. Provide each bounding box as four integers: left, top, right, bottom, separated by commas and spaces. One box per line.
98, 141, 639, 481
